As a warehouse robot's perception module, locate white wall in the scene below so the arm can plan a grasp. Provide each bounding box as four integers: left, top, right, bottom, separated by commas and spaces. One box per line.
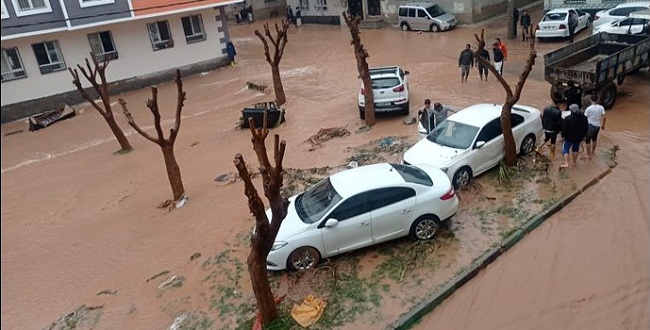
1, 7, 226, 106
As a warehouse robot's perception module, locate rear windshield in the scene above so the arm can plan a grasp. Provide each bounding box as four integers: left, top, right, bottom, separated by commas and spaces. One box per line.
426, 5, 446, 17
543, 13, 567, 21
372, 77, 400, 89
390, 163, 433, 186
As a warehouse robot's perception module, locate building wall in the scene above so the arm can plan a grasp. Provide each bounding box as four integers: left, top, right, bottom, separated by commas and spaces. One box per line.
63, 0, 132, 27
1, 7, 229, 121
224, 0, 287, 22
1, 0, 67, 37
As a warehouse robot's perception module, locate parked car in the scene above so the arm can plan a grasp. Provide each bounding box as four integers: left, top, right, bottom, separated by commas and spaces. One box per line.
592, 2, 650, 28
265, 163, 458, 271
358, 66, 410, 120
402, 104, 543, 189
592, 10, 650, 35
398, 2, 457, 32
535, 8, 591, 41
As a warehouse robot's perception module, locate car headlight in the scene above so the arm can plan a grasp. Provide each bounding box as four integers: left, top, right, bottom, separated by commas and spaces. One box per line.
271, 241, 288, 251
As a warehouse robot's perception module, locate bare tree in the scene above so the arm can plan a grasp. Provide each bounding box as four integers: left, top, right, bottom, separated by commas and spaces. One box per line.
118, 70, 187, 203
234, 114, 289, 324
255, 21, 290, 106
69, 53, 132, 152
474, 29, 537, 166
343, 12, 376, 126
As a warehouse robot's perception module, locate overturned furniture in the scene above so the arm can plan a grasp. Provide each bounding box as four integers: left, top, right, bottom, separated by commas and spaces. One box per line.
240, 101, 285, 129
29, 104, 76, 131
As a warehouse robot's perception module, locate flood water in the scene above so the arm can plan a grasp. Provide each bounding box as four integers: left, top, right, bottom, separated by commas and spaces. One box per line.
2, 3, 649, 330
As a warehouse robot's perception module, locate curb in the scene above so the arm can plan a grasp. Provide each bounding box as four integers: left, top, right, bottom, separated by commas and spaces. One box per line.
389, 166, 612, 330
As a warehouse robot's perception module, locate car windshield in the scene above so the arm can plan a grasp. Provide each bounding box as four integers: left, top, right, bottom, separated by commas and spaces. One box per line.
426, 4, 446, 17
426, 120, 479, 149
294, 177, 342, 224
372, 77, 400, 89
390, 163, 433, 186
543, 12, 567, 21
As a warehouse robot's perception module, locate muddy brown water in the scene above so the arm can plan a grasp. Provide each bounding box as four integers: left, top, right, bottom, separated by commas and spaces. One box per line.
2, 4, 649, 329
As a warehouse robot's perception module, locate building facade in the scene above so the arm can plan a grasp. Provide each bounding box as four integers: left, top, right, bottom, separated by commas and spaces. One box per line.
1, 0, 242, 123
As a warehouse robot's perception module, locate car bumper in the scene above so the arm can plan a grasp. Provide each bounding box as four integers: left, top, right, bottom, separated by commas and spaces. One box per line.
266, 245, 293, 271
439, 195, 459, 221
359, 99, 409, 112
535, 29, 568, 38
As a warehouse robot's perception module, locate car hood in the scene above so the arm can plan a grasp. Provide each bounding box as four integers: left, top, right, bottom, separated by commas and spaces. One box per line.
436, 13, 456, 22
266, 195, 311, 241
403, 138, 467, 168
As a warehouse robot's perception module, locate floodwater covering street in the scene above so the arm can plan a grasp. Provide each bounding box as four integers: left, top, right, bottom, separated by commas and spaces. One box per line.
1, 3, 649, 329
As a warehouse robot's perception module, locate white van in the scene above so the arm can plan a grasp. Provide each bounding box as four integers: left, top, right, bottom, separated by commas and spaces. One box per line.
398, 3, 457, 32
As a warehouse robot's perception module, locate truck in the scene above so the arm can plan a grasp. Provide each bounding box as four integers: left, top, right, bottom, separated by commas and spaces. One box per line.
544, 32, 650, 109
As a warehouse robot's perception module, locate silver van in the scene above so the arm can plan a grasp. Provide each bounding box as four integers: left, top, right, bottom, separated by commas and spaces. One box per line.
398, 3, 457, 32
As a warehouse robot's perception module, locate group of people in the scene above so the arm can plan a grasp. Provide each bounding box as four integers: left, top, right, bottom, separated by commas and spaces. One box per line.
537, 83, 607, 169
417, 99, 455, 135
457, 38, 507, 82
286, 5, 302, 27
234, 5, 254, 24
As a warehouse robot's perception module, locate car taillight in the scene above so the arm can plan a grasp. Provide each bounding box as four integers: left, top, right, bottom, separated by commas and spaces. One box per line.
361, 87, 366, 95
393, 84, 405, 92
440, 187, 455, 201
559, 24, 566, 29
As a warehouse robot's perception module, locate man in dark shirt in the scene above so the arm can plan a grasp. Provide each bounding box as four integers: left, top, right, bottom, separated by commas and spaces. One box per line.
563, 80, 583, 110
520, 10, 532, 41
538, 100, 563, 158
477, 48, 490, 81
561, 104, 589, 168
458, 44, 474, 83
492, 42, 504, 75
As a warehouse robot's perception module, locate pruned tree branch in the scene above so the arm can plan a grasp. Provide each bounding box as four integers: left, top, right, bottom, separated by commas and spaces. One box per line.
255, 29, 274, 65
474, 29, 513, 97
170, 70, 185, 143
118, 98, 158, 143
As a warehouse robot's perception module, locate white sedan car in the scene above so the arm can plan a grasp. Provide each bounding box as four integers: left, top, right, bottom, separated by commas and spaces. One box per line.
402, 104, 543, 189
592, 11, 650, 35
535, 8, 591, 41
593, 2, 650, 28
266, 163, 458, 271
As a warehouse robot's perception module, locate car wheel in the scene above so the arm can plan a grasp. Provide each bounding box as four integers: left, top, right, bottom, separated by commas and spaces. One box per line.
359, 106, 365, 120
452, 166, 472, 189
520, 134, 536, 155
409, 215, 441, 241
287, 246, 321, 271
430, 23, 440, 32
401, 23, 410, 31
400, 102, 410, 116
598, 82, 617, 110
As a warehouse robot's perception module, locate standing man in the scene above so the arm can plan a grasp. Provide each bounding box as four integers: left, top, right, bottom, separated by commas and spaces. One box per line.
295, 6, 302, 26
538, 99, 563, 158
458, 44, 474, 83
568, 11, 578, 43
563, 80, 584, 110
584, 95, 607, 160
477, 46, 490, 81
492, 42, 505, 75
432, 102, 454, 125
496, 37, 508, 61
418, 99, 435, 138
561, 104, 589, 169
513, 8, 520, 38
520, 10, 532, 41
286, 5, 294, 25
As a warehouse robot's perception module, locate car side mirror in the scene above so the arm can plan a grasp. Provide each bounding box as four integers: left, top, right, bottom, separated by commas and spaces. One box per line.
475, 141, 486, 149
404, 70, 410, 75
324, 218, 339, 227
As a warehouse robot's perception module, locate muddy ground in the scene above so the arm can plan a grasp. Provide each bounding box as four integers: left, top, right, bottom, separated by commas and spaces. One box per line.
2, 3, 649, 330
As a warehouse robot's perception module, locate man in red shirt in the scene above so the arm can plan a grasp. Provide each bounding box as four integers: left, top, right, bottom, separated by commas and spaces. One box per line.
496, 37, 508, 61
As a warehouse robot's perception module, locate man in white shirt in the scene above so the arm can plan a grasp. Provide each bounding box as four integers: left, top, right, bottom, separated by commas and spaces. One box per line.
584, 94, 607, 160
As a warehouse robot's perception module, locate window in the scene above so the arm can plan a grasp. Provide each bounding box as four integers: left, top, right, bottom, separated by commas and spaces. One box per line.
79, 0, 114, 8
408, 8, 415, 18
88, 31, 118, 61
147, 20, 173, 50
391, 163, 433, 186
181, 15, 205, 43
475, 118, 503, 146
11, 0, 51, 16
328, 193, 370, 221
510, 113, 524, 127
398, 7, 407, 16
299, 0, 309, 10
32, 40, 65, 74
2, 0, 9, 19
367, 188, 415, 211
417, 9, 427, 18
263, 0, 276, 3
315, 0, 326, 11
1, 48, 27, 82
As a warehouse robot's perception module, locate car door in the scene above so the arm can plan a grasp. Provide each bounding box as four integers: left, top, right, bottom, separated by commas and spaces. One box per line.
416, 8, 429, 30
576, 9, 588, 31
368, 187, 417, 243
320, 192, 373, 255
471, 118, 503, 174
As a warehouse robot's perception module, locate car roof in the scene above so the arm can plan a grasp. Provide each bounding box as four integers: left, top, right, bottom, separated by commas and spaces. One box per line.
447, 103, 535, 127
400, 2, 438, 8
547, 8, 575, 14
369, 66, 400, 79
329, 163, 405, 198
614, 2, 650, 8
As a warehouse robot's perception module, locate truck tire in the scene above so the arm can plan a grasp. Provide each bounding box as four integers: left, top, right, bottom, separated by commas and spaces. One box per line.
550, 85, 563, 104
598, 82, 617, 110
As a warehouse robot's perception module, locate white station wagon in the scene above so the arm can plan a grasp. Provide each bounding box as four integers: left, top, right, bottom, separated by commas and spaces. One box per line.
403, 104, 543, 189
266, 163, 458, 271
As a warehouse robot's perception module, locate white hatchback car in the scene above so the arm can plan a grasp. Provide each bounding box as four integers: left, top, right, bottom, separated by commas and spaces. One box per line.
535, 8, 591, 41
358, 66, 410, 120
593, 2, 650, 28
266, 163, 458, 271
402, 104, 543, 189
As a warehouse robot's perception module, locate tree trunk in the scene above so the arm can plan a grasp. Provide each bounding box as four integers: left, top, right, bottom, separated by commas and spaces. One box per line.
507, 0, 515, 40
104, 113, 132, 151
271, 65, 286, 106
247, 241, 278, 323
161, 144, 185, 201
501, 103, 517, 165
360, 68, 375, 125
